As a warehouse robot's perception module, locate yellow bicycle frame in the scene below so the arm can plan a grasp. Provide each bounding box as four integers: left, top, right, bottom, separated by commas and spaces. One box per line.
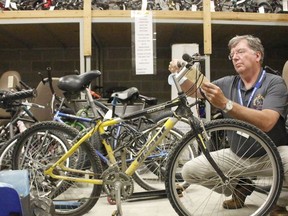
44, 113, 180, 185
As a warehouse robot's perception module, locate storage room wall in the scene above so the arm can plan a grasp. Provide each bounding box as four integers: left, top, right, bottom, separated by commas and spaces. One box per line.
0, 48, 81, 87
0, 43, 287, 103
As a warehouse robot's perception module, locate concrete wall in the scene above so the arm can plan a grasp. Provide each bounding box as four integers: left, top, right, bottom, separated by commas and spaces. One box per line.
0, 45, 287, 103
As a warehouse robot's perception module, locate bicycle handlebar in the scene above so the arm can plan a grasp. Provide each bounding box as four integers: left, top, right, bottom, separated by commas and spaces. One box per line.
169, 53, 207, 95
182, 53, 206, 62
0, 89, 36, 103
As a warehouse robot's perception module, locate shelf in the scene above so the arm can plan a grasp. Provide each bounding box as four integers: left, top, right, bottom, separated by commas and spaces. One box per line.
1, 10, 287, 23
0, 10, 83, 19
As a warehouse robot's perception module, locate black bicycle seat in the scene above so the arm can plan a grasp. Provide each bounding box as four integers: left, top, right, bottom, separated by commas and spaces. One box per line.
111, 87, 139, 104
139, 95, 157, 106
57, 70, 101, 93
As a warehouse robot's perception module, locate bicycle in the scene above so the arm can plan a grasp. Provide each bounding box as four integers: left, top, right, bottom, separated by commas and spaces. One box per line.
50, 70, 187, 193
54, 83, 186, 192
41, 67, 186, 193
0, 101, 42, 170
11, 54, 283, 216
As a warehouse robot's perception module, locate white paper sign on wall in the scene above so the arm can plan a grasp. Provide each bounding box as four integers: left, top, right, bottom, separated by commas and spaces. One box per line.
132, 11, 155, 75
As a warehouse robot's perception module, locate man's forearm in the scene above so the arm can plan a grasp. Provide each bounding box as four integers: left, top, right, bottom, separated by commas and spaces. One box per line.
226, 102, 279, 132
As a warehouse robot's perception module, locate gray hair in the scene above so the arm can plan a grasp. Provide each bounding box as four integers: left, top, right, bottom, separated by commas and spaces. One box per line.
228, 35, 264, 64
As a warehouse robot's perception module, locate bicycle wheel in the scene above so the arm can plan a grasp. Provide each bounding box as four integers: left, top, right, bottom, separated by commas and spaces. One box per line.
12, 121, 103, 216
165, 119, 283, 216
0, 134, 20, 170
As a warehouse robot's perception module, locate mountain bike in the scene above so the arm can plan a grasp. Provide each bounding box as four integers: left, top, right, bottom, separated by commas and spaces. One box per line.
12, 55, 283, 216
47, 68, 187, 193
54, 82, 186, 192
0, 70, 184, 199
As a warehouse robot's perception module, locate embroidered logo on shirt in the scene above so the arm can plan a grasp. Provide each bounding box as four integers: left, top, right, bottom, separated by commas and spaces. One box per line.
252, 94, 264, 110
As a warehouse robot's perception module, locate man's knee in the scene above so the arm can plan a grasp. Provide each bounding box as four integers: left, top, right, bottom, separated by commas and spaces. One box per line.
182, 161, 200, 183
181, 163, 191, 182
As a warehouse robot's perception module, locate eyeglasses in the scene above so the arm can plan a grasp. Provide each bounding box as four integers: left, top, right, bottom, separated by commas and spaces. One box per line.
228, 49, 249, 60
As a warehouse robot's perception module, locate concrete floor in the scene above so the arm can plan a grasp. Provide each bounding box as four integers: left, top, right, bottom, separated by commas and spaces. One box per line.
85, 193, 177, 216
84, 182, 176, 216
83, 183, 279, 216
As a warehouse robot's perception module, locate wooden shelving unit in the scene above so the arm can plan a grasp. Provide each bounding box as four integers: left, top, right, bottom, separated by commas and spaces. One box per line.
1, 9, 287, 55
1, 1, 287, 72
2, 8, 287, 21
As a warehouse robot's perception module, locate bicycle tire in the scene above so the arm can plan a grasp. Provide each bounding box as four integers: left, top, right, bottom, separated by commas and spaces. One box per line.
30, 196, 55, 216
0, 134, 20, 170
165, 119, 283, 216
12, 121, 103, 216
0, 120, 89, 171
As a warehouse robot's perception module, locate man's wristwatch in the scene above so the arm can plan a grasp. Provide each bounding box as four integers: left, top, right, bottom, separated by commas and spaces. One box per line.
223, 100, 233, 113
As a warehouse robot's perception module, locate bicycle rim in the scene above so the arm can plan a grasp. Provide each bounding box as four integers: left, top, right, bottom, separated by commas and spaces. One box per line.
165, 119, 283, 216
12, 121, 103, 216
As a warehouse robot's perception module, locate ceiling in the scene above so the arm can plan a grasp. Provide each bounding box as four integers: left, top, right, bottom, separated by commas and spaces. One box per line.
0, 22, 287, 52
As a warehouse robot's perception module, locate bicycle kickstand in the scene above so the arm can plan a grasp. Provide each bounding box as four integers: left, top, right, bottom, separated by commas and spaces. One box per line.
112, 181, 123, 216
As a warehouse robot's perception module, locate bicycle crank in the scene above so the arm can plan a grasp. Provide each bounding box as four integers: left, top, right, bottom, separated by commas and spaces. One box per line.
102, 166, 134, 216
102, 166, 134, 201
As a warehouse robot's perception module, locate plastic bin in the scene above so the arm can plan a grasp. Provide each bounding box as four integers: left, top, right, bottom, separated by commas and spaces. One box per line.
0, 170, 30, 216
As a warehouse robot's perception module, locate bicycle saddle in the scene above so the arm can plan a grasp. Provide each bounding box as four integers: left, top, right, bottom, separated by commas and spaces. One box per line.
57, 70, 101, 93
139, 95, 157, 106
111, 87, 139, 104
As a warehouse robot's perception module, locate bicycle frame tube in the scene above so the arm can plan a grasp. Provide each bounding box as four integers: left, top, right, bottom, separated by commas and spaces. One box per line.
125, 116, 179, 176
53, 110, 94, 124
120, 97, 182, 120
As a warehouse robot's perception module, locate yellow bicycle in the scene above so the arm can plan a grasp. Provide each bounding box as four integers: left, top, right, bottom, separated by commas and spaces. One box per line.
12, 55, 283, 216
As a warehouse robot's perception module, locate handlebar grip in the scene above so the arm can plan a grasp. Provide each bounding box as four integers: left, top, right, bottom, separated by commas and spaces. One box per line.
182, 53, 205, 62
1, 89, 36, 102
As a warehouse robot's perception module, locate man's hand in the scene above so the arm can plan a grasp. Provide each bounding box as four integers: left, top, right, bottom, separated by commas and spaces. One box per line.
168, 59, 182, 73
201, 82, 228, 110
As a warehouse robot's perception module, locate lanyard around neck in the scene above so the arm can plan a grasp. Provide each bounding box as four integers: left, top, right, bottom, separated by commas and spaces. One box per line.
237, 70, 266, 107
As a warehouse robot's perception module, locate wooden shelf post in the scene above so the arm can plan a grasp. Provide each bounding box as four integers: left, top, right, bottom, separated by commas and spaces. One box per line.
83, 0, 92, 57
203, 0, 212, 55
